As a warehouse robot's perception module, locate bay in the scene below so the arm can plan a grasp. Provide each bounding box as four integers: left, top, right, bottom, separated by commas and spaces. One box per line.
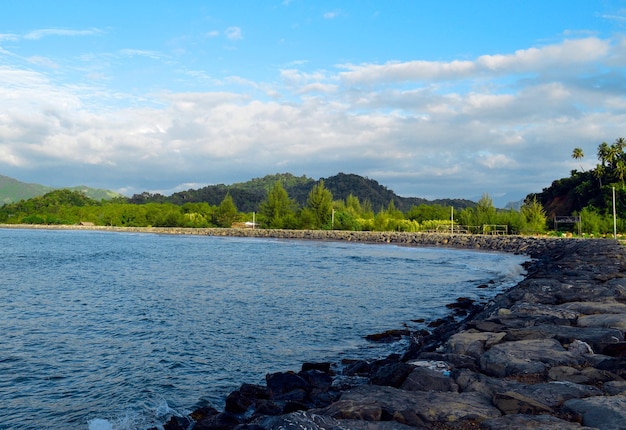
0, 228, 527, 429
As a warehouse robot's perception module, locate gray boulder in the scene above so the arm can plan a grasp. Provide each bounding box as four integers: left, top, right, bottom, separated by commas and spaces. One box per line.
479, 339, 585, 378
565, 394, 626, 430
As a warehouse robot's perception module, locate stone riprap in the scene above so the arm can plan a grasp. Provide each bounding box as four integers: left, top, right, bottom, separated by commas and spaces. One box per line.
2, 226, 625, 429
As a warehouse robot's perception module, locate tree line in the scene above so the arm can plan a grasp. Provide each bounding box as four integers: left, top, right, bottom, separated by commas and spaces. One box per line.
0, 181, 548, 234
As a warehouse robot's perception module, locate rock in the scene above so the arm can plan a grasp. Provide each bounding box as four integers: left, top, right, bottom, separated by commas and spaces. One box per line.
548, 365, 619, 385
266, 371, 311, 401
400, 366, 459, 392
559, 300, 626, 315
478, 338, 585, 378
480, 413, 592, 429
600, 342, 626, 357
445, 330, 506, 357
492, 391, 554, 415
370, 361, 414, 388
507, 381, 602, 408
193, 412, 241, 430
503, 324, 623, 352
508, 302, 579, 321
225, 383, 269, 414
316, 385, 501, 427
603, 381, 626, 395
577, 314, 626, 331
568, 339, 594, 355
565, 394, 626, 430
365, 329, 410, 342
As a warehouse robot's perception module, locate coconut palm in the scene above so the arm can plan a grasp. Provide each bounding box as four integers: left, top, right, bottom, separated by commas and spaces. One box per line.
597, 142, 610, 167
572, 147, 585, 172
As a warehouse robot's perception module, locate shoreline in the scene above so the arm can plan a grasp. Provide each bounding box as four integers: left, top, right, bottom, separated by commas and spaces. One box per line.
4, 225, 624, 429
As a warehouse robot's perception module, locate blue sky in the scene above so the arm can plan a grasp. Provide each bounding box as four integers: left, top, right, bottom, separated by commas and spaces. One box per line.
1, 0, 626, 207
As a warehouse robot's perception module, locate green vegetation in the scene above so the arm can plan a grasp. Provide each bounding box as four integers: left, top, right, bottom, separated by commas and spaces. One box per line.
0, 180, 547, 235
0, 174, 121, 205
530, 137, 626, 236
7, 148, 626, 236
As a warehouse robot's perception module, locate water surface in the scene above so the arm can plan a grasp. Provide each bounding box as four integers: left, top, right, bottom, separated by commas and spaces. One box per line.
0, 228, 527, 429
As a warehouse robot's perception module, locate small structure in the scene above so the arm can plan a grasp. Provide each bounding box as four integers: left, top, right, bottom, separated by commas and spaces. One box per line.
79, 221, 95, 226
554, 216, 581, 236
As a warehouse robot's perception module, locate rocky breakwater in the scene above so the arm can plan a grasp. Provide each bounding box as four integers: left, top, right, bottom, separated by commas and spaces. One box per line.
157, 235, 626, 430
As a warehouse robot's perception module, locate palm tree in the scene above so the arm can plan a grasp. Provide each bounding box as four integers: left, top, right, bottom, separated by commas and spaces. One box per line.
597, 142, 610, 167
572, 147, 585, 172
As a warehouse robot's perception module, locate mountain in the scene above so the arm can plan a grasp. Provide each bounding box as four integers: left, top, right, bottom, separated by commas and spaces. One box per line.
128, 172, 477, 212
0, 175, 121, 205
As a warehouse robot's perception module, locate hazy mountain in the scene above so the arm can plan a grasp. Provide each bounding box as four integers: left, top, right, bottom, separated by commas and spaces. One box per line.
0, 175, 121, 205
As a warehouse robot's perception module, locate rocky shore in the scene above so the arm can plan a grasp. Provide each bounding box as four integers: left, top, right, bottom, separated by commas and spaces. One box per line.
3, 225, 625, 429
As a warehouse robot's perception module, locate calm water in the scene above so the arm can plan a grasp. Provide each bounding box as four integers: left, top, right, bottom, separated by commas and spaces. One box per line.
0, 228, 527, 430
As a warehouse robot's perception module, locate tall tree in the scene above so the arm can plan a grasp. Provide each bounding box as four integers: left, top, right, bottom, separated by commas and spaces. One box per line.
572, 147, 585, 172
306, 179, 334, 229
259, 181, 297, 228
213, 193, 239, 227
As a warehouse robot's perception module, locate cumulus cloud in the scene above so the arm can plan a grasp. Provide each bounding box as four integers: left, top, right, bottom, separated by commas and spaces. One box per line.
0, 35, 624, 205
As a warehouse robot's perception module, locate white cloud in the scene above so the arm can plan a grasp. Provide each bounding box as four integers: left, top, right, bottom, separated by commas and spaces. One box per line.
225, 26, 243, 41
339, 38, 609, 84
23, 28, 103, 40
0, 36, 624, 205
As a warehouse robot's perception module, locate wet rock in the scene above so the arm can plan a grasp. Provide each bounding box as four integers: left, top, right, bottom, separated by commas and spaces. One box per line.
193, 412, 241, 430
365, 329, 410, 342
225, 383, 269, 414
265, 371, 311, 402
565, 394, 626, 430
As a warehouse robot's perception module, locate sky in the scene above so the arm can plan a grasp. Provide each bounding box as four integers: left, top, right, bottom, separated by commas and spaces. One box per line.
1, 1, 626, 207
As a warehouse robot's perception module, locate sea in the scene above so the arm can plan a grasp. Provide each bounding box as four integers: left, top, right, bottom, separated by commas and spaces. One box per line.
0, 228, 528, 430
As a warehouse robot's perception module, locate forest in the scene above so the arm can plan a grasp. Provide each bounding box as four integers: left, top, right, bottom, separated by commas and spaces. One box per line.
0, 181, 548, 235
4, 137, 626, 236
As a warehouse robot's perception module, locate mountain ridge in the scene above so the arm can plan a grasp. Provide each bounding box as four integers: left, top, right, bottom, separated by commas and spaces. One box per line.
0, 174, 121, 205
129, 172, 478, 212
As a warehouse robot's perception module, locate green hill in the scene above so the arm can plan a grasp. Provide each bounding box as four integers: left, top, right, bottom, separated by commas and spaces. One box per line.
128, 172, 477, 212
0, 175, 121, 205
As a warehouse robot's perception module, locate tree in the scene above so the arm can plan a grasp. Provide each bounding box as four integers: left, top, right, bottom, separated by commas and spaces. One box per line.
572, 147, 585, 172
259, 181, 297, 228
521, 196, 547, 234
213, 193, 239, 227
305, 179, 334, 229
